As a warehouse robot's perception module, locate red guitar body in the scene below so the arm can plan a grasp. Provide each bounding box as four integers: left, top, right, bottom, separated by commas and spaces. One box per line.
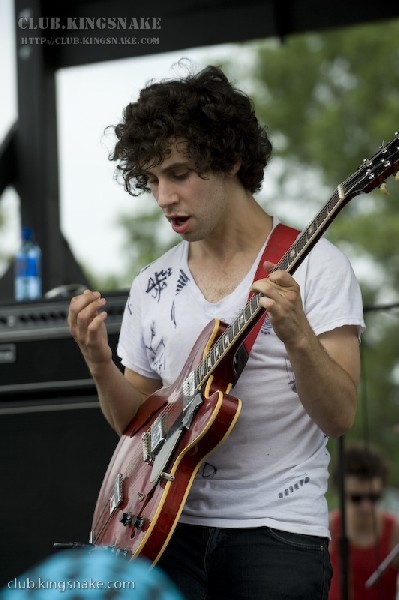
90, 319, 242, 564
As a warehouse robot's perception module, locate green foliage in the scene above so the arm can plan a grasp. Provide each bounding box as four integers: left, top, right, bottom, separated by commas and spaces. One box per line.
251, 21, 399, 185
225, 19, 399, 487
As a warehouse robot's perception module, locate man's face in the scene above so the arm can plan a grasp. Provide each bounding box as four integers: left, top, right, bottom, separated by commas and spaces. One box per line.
143, 141, 233, 242
345, 475, 384, 523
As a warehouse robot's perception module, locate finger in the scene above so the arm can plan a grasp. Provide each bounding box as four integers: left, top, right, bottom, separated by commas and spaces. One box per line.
68, 290, 100, 320
86, 310, 108, 341
69, 296, 106, 341
252, 279, 280, 300
263, 261, 276, 275
87, 309, 108, 330
267, 268, 295, 287
76, 296, 106, 329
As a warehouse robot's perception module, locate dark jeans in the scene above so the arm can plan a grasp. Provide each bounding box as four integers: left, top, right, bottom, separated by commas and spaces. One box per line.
158, 523, 332, 600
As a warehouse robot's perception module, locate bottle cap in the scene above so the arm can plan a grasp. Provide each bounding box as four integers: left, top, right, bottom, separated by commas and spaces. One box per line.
21, 226, 33, 241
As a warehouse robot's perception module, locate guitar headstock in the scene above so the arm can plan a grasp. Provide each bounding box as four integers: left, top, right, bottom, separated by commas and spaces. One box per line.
344, 132, 399, 198
277, 131, 399, 277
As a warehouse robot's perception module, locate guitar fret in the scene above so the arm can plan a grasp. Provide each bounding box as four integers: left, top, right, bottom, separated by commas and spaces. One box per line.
223, 332, 231, 348
244, 304, 252, 321
250, 295, 259, 313
209, 347, 216, 367
199, 363, 206, 380
194, 370, 201, 389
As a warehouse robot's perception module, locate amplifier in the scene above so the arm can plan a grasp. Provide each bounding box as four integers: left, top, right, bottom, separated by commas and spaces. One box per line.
0, 291, 128, 399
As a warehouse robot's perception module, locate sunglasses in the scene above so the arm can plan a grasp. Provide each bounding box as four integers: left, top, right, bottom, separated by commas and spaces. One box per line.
347, 493, 382, 504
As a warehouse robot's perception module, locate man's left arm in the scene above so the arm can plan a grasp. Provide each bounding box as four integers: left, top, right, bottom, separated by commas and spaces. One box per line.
287, 324, 360, 437
253, 264, 361, 438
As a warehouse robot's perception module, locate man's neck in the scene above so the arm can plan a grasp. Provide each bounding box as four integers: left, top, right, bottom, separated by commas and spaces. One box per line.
189, 196, 273, 265
186, 197, 273, 303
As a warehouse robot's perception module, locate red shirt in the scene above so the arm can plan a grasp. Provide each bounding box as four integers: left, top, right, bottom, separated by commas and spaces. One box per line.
329, 510, 398, 600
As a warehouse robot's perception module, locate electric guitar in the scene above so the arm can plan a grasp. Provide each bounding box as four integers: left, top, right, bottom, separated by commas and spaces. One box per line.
90, 133, 399, 563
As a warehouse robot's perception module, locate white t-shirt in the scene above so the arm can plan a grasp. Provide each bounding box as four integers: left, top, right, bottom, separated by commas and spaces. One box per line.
117, 221, 365, 538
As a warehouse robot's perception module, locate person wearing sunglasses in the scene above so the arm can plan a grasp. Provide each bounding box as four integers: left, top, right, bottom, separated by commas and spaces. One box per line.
328, 442, 399, 599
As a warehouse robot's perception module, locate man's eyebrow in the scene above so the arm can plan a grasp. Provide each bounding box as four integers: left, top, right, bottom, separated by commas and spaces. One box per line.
144, 161, 193, 176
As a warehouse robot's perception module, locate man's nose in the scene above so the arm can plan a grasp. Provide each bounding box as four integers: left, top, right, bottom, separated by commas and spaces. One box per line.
156, 179, 178, 208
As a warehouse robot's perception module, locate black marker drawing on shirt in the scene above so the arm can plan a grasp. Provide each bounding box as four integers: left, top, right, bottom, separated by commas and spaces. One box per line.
145, 321, 166, 373
146, 268, 172, 302
171, 302, 177, 328
200, 462, 217, 479
278, 476, 310, 499
260, 316, 273, 335
126, 294, 133, 316
176, 269, 190, 294
170, 269, 191, 327
285, 358, 297, 392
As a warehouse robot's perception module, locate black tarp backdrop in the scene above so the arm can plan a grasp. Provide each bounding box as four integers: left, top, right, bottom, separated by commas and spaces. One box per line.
0, 404, 119, 587
0, 293, 125, 586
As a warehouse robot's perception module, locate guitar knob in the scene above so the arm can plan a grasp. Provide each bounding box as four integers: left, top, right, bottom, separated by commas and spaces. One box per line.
120, 512, 133, 527
133, 516, 145, 530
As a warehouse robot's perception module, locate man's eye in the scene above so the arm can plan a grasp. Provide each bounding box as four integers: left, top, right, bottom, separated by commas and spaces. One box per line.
173, 172, 189, 180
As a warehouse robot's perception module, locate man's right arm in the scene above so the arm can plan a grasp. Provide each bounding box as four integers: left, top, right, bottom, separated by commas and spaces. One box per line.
67, 290, 162, 435
92, 361, 162, 435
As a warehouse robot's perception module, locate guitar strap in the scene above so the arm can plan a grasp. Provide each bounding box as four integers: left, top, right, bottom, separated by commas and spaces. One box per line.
243, 223, 299, 354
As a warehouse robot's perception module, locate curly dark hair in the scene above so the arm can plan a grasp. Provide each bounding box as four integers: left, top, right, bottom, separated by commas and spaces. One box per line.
110, 64, 273, 195
332, 443, 389, 488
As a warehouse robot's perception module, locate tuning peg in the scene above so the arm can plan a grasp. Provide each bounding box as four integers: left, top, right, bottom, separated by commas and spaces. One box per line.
380, 182, 389, 195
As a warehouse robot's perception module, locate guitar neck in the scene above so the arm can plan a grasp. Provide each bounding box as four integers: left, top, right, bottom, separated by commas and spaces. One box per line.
278, 183, 351, 275
190, 133, 399, 393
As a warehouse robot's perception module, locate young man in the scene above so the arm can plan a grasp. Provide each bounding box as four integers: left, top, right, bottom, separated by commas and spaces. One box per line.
68, 65, 365, 599
329, 443, 399, 599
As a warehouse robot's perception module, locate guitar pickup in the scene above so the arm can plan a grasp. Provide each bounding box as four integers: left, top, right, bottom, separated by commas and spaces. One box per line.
142, 412, 168, 463
182, 371, 196, 398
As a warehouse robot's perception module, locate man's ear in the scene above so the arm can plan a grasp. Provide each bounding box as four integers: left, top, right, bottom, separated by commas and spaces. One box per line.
228, 160, 241, 177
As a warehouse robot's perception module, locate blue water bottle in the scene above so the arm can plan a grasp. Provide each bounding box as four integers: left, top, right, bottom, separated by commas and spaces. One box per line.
14, 227, 42, 301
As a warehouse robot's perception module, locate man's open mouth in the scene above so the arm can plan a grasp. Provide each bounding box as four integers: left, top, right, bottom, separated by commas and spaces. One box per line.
168, 216, 189, 226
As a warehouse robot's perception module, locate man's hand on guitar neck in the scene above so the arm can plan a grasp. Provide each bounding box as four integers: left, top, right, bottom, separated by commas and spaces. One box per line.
252, 260, 307, 347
